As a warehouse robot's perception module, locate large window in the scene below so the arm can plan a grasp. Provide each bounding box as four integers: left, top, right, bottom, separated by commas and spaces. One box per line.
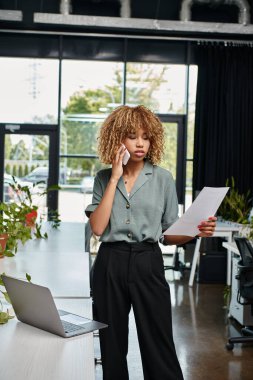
0, 55, 197, 222
186, 65, 198, 209
60, 60, 124, 160
59, 61, 124, 220
58, 61, 191, 220
3, 134, 49, 215
126, 63, 187, 114
0, 58, 59, 124
160, 122, 179, 179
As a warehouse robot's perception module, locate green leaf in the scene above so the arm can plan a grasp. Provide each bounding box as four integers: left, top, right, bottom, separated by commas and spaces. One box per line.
0, 273, 5, 286
2, 291, 11, 304
48, 209, 61, 229
26, 273, 32, 282
0, 311, 10, 324
218, 177, 252, 223
0, 310, 14, 324
2, 251, 15, 257
47, 184, 61, 191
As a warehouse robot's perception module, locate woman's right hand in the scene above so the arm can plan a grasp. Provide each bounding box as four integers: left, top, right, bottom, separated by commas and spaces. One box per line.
111, 144, 126, 181
90, 144, 126, 236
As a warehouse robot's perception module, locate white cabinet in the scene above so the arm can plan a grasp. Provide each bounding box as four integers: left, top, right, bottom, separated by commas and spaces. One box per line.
229, 256, 253, 326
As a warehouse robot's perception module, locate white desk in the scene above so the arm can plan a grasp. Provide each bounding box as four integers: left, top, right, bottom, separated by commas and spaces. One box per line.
222, 241, 239, 256
0, 299, 95, 380
188, 223, 241, 286
0, 222, 96, 380
0, 222, 90, 297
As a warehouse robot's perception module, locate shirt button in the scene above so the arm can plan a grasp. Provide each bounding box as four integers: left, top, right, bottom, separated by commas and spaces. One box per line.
126, 203, 130, 209
126, 220, 130, 224
127, 233, 132, 238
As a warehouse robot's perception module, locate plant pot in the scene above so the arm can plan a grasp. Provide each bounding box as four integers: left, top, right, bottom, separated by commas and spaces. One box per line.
0, 233, 8, 258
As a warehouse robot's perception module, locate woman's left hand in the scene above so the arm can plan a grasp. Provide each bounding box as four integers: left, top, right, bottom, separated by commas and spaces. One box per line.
197, 216, 217, 237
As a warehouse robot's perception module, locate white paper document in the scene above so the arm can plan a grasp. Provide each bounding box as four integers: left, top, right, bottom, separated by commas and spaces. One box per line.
164, 187, 229, 237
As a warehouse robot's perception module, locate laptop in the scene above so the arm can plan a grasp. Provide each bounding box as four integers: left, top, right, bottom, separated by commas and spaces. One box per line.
234, 237, 253, 266
2, 275, 107, 338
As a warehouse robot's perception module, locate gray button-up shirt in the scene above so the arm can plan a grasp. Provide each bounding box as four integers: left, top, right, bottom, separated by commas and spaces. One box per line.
85, 160, 179, 243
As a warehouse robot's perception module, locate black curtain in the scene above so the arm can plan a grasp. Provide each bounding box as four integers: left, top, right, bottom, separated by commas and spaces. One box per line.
193, 44, 253, 197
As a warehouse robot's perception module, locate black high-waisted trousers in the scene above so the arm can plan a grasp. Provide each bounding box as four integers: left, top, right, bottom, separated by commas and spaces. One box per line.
92, 241, 184, 380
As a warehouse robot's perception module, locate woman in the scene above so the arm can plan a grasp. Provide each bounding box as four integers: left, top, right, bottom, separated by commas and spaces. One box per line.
85, 105, 216, 380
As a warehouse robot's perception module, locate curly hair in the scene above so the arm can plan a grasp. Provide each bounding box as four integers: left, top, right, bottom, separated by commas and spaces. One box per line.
97, 105, 164, 165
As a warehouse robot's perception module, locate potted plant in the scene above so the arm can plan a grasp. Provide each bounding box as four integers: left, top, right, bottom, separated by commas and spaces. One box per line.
218, 177, 252, 225
218, 177, 253, 241
0, 201, 36, 257
10, 176, 61, 230
8, 177, 49, 239
218, 177, 253, 306
0, 176, 61, 257
0, 176, 61, 323
240, 216, 253, 242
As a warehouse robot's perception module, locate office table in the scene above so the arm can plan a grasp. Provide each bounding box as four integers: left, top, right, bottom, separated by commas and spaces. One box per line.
222, 241, 239, 256
0, 299, 95, 380
188, 222, 240, 287
0, 222, 96, 380
0, 222, 90, 297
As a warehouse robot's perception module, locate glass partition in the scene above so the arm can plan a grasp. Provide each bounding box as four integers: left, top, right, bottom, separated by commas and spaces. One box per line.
0, 57, 197, 221
61, 60, 124, 113
3, 134, 49, 215
59, 60, 123, 221
0, 58, 59, 124
126, 63, 186, 114
160, 122, 178, 179
58, 157, 107, 222
186, 65, 198, 209
60, 114, 102, 156
61, 61, 123, 157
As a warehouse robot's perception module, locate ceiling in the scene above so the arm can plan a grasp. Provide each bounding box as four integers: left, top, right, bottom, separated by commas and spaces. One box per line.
1, 0, 253, 40
0, 0, 250, 21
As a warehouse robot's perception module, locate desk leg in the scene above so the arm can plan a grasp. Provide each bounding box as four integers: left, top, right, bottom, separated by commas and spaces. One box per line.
226, 234, 233, 286
188, 237, 201, 287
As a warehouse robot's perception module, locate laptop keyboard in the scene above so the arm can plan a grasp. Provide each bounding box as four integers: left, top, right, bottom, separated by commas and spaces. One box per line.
62, 320, 83, 333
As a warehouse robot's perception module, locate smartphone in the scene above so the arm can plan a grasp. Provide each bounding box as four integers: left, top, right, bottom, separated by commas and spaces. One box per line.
122, 146, 130, 165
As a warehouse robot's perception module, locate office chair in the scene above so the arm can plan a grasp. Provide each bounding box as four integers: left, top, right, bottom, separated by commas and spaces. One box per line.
161, 203, 189, 276
162, 241, 192, 277
226, 237, 253, 350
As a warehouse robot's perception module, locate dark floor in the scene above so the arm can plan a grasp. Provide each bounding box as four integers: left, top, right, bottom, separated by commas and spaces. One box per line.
94, 256, 253, 380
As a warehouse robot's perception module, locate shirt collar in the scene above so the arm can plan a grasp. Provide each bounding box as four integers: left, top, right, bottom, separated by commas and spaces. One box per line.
117, 160, 154, 200
142, 159, 154, 175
